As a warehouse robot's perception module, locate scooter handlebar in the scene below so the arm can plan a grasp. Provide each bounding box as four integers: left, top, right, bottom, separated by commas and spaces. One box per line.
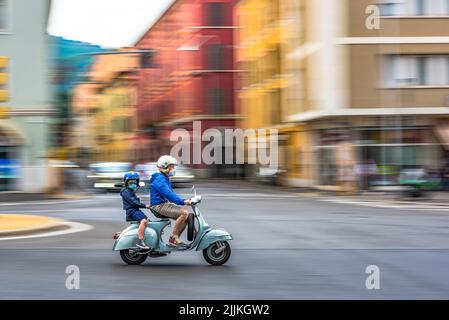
190, 195, 202, 205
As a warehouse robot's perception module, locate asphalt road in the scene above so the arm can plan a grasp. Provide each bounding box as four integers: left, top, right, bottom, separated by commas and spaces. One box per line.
1, 180, 449, 299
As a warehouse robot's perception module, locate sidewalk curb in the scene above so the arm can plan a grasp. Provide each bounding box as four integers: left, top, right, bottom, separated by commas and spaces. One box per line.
51, 193, 91, 200
0, 215, 69, 237
0, 192, 92, 203
296, 191, 449, 205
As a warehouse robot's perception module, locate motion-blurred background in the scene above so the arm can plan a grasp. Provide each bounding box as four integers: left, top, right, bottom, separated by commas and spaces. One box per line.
1, 0, 449, 196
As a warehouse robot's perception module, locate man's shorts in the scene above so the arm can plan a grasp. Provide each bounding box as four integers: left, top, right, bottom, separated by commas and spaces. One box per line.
127, 210, 148, 222
151, 202, 184, 220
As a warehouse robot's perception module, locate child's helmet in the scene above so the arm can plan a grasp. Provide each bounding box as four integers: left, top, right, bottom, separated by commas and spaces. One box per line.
123, 171, 140, 186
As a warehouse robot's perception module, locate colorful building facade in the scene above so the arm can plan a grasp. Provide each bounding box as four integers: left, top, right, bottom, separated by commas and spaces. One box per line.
135, 0, 240, 177
0, 0, 54, 192
72, 50, 140, 163
236, 0, 449, 191
235, 0, 309, 183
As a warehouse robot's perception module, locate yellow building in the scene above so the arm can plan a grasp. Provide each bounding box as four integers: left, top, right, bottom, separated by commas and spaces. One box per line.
0, 56, 8, 104
72, 50, 139, 162
237, 0, 282, 130
236, 0, 312, 186
71, 82, 100, 163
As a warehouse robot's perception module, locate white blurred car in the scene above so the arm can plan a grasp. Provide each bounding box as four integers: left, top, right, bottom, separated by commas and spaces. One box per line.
172, 164, 196, 186
256, 167, 284, 185
136, 162, 195, 188
87, 162, 144, 192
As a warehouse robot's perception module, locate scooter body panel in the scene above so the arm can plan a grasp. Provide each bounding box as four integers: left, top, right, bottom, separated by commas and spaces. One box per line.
113, 223, 160, 251
196, 229, 233, 251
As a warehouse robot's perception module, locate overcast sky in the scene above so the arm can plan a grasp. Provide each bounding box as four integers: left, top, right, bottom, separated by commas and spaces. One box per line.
47, 0, 174, 48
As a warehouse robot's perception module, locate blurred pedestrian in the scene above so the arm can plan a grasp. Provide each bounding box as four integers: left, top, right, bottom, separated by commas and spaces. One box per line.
356, 160, 376, 193
338, 164, 357, 195
441, 166, 449, 191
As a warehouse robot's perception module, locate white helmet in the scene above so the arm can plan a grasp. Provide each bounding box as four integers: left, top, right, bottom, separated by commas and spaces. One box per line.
157, 155, 178, 169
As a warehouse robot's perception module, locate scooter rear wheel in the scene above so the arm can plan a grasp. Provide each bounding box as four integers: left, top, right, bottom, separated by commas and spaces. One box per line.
120, 249, 148, 265
203, 241, 231, 266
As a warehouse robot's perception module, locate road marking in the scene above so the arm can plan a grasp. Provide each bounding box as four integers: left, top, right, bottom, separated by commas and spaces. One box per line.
201, 193, 298, 198
0, 209, 66, 214
0, 199, 93, 207
90, 192, 299, 200
319, 198, 449, 211
0, 221, 93, 241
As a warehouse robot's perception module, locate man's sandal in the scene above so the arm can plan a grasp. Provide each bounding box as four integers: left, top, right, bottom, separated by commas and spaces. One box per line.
169, 236, 186, 247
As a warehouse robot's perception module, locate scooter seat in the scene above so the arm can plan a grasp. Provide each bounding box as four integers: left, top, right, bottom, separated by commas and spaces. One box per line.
126, 216, 140, 224
126, 215, 167, 224
150, 209, 168, 220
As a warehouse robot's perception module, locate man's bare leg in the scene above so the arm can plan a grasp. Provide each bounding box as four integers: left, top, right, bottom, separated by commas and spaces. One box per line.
179, 211, 190, 235
171, 209, 189, 239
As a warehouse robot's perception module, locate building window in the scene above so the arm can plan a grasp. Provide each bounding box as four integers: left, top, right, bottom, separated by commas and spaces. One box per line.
270, 89, 281, 125
383, 55, 449, 87
0, 56, 8, 102
207, 44, 226, 70
205, 2, 225, 26
266, 0, 279, 24
416, 0, 426, 15
426, 0, 448, 15
0, 0, 9, 31
111, 118, 130, 133
208, 88, 227, 115
295, 149, 302, 173
379, 0, 449, 16
379, 2, 396, 16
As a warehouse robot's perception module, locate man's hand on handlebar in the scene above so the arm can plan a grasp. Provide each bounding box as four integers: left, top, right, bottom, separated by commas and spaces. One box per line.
184, 199, 192, 206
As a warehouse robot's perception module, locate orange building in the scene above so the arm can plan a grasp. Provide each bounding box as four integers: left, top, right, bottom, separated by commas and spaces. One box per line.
71, 49, 140, 162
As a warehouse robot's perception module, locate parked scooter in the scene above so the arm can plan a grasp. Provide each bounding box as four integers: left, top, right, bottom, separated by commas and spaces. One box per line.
113, 186, 233, 266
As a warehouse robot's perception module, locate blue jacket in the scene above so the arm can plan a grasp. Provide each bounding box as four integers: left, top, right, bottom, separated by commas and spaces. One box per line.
120, 187, 146, 216
150, 172, 185, 206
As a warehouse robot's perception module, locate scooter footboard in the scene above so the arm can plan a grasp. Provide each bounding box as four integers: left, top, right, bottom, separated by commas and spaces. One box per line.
196, 229, 233, 251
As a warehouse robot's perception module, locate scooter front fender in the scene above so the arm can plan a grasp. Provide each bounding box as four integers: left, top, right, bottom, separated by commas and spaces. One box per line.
196, 229, 233, 251
113, 226, 158, 251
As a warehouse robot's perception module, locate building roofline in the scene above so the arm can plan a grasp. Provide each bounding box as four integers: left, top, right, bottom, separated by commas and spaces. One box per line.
133, 0, 180, 47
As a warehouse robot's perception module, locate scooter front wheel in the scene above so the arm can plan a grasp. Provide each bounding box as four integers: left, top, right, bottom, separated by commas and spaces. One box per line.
120, 249, 148, 265
203, 241, 231, 266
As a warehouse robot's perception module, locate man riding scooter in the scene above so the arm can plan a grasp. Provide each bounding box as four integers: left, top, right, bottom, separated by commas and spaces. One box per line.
113, 156, 233, 265
150, 156, 192, 247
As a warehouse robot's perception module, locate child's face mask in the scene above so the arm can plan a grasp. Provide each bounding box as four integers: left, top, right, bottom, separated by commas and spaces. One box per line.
128, 181, 138, 191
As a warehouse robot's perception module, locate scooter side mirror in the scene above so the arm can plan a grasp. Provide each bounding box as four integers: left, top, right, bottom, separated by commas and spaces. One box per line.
191, 185, 196, 197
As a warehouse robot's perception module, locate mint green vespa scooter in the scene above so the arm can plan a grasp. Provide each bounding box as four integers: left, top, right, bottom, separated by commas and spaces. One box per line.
112, 186, 233, 266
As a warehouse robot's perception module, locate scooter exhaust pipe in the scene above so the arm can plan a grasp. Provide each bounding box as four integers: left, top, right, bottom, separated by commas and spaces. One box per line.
128, 249, 151, 255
